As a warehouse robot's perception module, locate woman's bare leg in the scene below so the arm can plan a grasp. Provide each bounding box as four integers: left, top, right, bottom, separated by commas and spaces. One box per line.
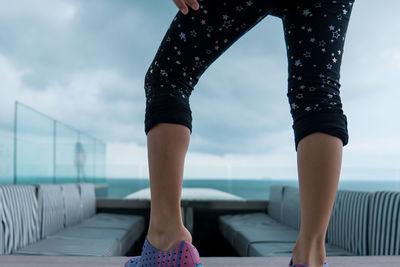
291, 132, 343, 267
146, 123, 192, 251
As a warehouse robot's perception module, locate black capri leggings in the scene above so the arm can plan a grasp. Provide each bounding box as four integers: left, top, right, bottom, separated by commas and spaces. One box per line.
144, 0, 355, 151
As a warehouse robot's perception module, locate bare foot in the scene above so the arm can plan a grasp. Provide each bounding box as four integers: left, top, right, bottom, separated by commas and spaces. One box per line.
147, 225, 192, 252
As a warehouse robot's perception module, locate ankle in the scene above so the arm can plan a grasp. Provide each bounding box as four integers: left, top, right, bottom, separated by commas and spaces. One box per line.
292, 238, 326, 266
293, 237, 326, 254
147, 225, 192, 251
148, 217, 185, 235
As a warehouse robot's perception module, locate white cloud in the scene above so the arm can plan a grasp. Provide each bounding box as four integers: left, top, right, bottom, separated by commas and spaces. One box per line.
393, 50, 400, 68
105, 139, 298, 179
0, 0, 76, 26
0, 54, 30, 128
0, 51, 145, 143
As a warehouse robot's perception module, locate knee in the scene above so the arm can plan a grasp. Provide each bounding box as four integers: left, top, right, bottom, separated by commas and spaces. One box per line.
287, 73, 349, 151
144, 60, 194, 103
143, 63, 193, 136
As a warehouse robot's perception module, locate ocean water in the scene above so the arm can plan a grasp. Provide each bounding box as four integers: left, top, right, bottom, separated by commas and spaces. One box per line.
105, 178, 400, 200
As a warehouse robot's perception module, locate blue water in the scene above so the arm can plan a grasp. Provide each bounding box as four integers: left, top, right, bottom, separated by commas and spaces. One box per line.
104, 178, 400, 200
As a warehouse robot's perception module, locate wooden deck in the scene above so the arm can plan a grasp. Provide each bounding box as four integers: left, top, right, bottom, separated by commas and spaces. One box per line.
1, 255, 399, 266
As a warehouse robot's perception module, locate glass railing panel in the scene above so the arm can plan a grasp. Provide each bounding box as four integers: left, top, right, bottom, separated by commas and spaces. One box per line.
55, 122, 79, 183
79, 132, 96, 183
15, 103, 53, 184
0, 130, 14, 184
11, 102, 106, 189
95, 139, 106, 184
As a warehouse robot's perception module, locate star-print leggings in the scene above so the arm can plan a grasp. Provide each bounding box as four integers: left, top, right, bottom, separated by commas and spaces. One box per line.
144, 0, 355, 151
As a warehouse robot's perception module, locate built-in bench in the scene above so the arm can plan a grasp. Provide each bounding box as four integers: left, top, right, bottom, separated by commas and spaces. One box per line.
219, 185, 400, 257
0, 183, 145, 256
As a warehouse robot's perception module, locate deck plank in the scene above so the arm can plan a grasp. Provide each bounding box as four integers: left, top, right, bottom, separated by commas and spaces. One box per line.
0, 256, 399, 266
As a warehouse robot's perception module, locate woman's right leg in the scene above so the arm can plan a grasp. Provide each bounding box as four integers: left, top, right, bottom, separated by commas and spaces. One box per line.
144, 0, 277, 252
280, 1, 355, 266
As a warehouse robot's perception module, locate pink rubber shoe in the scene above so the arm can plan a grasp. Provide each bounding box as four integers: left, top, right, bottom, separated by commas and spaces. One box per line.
124, 236, 202, 267
288, 256, 330, 267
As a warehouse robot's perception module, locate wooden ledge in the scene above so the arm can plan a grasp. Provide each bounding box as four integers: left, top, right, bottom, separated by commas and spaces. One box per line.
1, 255, 399, 267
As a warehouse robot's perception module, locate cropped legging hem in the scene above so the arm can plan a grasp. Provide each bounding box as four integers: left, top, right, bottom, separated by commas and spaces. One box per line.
293, 112, 349, 152
144, 96, 193, 135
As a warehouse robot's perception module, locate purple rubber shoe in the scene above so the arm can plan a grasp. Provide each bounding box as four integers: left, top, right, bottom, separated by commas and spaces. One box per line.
288, 256, 330, 267
124, 236, 202, 267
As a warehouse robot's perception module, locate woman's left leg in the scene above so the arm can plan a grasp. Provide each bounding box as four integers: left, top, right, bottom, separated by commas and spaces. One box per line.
143, 0, 284, 257
280, 1, 355, 266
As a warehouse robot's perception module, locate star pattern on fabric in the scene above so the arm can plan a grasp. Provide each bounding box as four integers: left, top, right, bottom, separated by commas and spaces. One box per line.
294, 59, 303, 67
179, 32, 186, 41
314, 3, 322, 8
223, 20, 232, 29
144, 0, 355, 139
332, 30, 340, 39
303, 9, 312, 17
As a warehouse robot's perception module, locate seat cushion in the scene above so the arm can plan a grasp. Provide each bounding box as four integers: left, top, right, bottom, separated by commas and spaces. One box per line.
0, 187, 4, 255
37, 184, 65, 239
248, 241, 355, 257
13, 236, 120, 256
281, 186, 301, 230
78, 183, 96, 220
49, 225, 128, 240
61, 184, 83, 227
267, 185, 284, 222
219, 212, 298, 256
326, 190, 372, 256
118, 216, 146, 255
219, 212, 281, 246
0, 185, 40, 254
78, 213, 142, 231
248, 242, 295, 257
48, 213, 145, 255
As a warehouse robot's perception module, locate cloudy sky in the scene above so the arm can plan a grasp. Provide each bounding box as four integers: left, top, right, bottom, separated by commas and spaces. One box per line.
0, 0, 399, 181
